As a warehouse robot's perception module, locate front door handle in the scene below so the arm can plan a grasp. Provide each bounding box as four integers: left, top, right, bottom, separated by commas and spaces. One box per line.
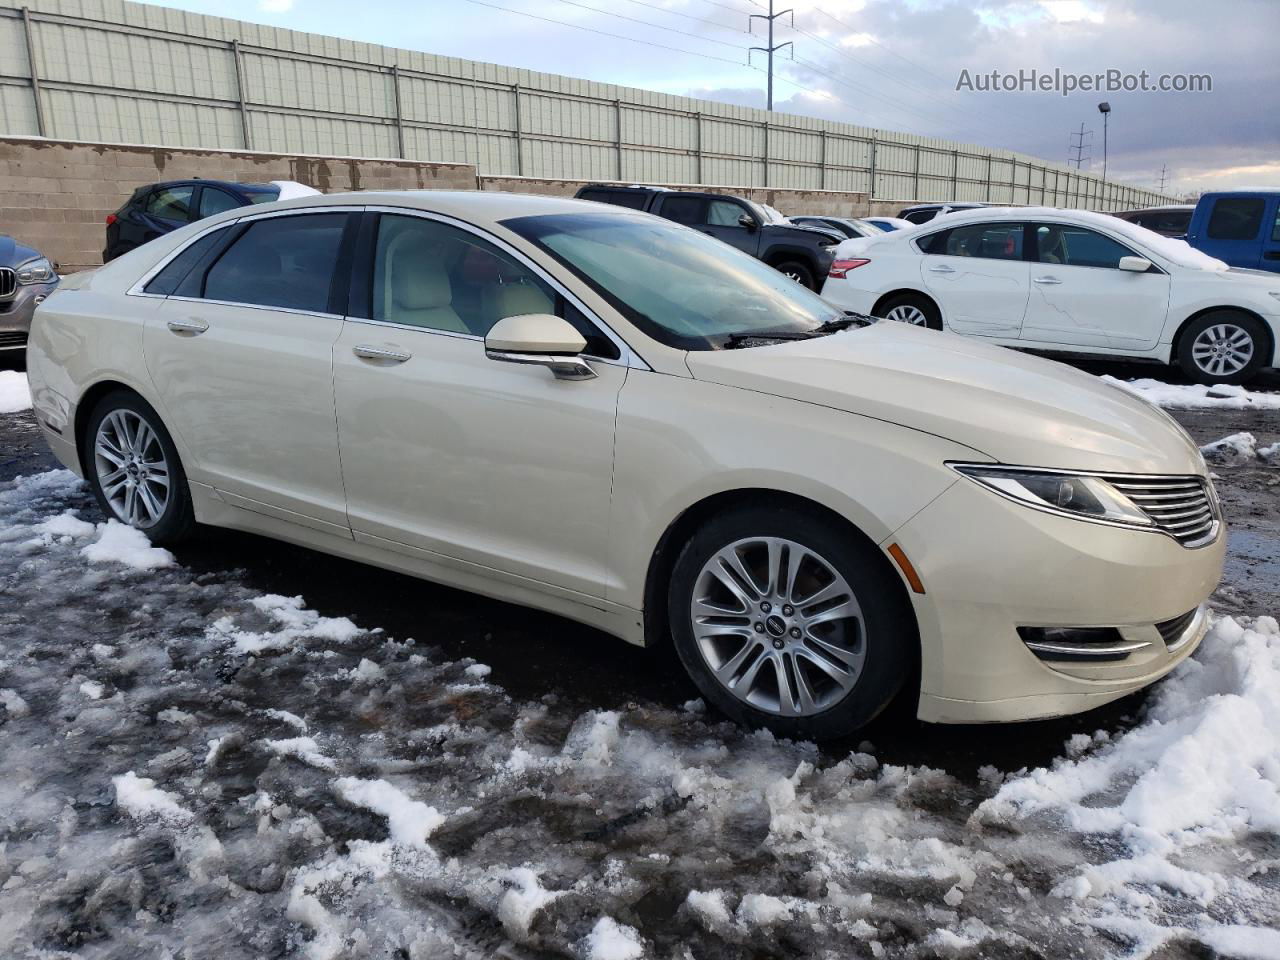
166, 318, 209, 335
1263, 251, 1280, 261
353, 344, 412, 363
928, 264, 956, 273
1033, 276, 1063, 284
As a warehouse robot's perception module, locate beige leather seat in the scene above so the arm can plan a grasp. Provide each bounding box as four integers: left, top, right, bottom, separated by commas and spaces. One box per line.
382, 233, 468, 333
482, 281, 555, 332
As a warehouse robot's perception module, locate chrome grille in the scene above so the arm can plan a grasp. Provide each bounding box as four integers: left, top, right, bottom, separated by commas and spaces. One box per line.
0, 331, 27, 349
0, 267, 15, 299
1156, 607, 1199, 649
1110, 476, 1218, 546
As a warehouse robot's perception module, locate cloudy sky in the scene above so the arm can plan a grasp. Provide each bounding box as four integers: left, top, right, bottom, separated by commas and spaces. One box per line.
146, 0, 1276, 196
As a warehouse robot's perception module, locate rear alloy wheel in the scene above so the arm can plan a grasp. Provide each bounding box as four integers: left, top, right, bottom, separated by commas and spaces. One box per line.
1177, 312, 1268, 385
668, 506, 914, 739
876, 293, 942, 330
774, 260, 816, 289
85, 391, 196, 544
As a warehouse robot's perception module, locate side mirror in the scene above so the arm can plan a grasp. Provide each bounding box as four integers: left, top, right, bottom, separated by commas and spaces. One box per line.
485, 314, 596, 381
1118, 256, 1154, 273
737, 213, 758, 231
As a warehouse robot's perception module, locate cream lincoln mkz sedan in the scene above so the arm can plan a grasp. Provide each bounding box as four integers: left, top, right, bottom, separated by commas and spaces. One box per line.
28, 191, 1226, 738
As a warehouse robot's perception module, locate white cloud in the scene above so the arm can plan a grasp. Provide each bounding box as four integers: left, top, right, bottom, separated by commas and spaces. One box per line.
1040, 1, 1105, 24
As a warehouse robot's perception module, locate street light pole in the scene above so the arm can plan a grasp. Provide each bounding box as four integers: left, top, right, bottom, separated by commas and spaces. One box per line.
1097, 101, 1111, 180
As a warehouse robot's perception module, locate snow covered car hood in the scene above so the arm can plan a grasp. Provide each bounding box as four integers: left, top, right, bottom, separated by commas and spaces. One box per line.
686, 321, 1205, 475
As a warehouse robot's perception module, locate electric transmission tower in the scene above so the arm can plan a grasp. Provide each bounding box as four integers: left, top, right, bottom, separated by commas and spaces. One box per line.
748, 0, 793, 111
1068, 123, 1092, 169
1158, 164, 1169, 193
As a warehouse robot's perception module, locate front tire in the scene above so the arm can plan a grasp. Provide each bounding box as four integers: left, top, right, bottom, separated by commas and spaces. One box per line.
1176, 311, 1269, 385
668, 505, 915, 740
84, 391, 195, 545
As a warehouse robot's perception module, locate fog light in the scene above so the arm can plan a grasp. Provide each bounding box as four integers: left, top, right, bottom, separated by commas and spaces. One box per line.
1017, 626, 1149, 662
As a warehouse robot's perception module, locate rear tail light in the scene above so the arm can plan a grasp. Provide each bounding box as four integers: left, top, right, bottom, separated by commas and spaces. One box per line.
829, 258, 869, 279
105, 213, 117, 226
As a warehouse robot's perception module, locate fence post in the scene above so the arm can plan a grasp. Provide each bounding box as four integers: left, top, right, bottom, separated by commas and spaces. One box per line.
985, 154, 992, 202
913, 143, 920, 200
614, 99, 623, 181
390, 65, 405, 159
819, 129, 827, 191
868, 135, 876, 199
762, 121, 769, 187
231, 39, 252, 151
951, 148, 959, 199
513, 83, 523, 176
20, 7, 47, 137
695, 112, 703, 185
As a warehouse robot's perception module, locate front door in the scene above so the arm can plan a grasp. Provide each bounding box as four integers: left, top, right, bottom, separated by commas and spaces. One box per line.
917, 220, 1030, 337
143, 210, 354, 533
701, 198, 763, 256
1019, 222, 1171, 350
332, 211, 627, 599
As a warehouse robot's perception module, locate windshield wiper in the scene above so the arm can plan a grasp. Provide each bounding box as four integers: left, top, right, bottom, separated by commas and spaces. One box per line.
721, 312, 876, 349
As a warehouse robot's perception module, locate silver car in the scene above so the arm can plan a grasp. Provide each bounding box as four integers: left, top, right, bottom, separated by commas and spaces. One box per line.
1, 235, 60, 356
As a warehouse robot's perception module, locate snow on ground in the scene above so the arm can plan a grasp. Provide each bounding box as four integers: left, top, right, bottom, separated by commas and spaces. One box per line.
2, 472, 1278, 959
0, 370, 31, 414
1103, 375, 1280, 411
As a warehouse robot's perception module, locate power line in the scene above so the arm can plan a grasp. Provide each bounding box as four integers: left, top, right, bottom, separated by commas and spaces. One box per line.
617, 0, 746, 33
808, 5, 953, 89
552, 0, 751, 52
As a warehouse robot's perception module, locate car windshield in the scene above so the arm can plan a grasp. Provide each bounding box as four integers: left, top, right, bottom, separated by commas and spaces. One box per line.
242, 184, 282, 204
503, 212, 847, 350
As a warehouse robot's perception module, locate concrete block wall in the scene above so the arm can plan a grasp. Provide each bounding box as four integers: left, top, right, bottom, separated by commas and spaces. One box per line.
0, 137, 477, 272
480, 176, 872, 218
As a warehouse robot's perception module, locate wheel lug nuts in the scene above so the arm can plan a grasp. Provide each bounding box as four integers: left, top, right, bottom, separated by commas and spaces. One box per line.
782, 604, 794, 616
772, 639, 784, 650
754, 622, 765, 633
790, 627, 801, 638
760, 601, 772, 613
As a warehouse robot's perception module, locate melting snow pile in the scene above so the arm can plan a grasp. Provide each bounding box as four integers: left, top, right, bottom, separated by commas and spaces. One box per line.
1199, 431, 1280, 466
1103, 375, 1280, 411
0, 468, 1277, 959
0, 369, 31, 414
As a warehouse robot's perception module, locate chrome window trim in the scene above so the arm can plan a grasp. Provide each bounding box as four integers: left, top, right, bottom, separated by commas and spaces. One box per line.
947, 461, 1222, 549
362, 204, 650, 371
163, 294, 343, 322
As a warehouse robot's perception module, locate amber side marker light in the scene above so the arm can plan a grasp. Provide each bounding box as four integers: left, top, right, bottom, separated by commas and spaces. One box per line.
887, 543, 925, 594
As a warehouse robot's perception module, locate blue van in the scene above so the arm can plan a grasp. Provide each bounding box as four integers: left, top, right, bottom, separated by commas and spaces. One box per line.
1185, 190, 1280, 272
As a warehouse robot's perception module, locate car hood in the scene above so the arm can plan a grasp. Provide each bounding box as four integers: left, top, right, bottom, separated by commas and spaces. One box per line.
686, 322, 1204, 475
769, 223, 843, 243
0, 234, 43, 267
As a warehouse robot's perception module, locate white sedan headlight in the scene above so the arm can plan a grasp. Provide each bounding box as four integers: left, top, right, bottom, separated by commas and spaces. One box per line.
16, 257, 55, 284
952, 464, 1153, 528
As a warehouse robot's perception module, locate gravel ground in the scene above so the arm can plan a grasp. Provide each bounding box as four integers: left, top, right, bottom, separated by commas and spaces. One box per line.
1, 354, 1278, 960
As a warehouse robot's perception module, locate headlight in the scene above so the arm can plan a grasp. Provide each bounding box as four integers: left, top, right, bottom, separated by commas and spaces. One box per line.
16, 257, 55, 284
952, 464, 1153, 528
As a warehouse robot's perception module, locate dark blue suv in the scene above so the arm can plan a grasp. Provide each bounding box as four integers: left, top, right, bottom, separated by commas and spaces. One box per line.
1186, 190, 1280, 273
104, 180, 297, 262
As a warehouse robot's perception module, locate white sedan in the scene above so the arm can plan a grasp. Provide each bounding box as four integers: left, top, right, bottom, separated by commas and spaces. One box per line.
28, 192, 1223, 737
821, 207, 1280, 384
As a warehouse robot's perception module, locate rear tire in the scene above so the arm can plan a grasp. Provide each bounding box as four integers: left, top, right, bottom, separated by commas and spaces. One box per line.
875, 292, 942, 330
774, 260, 816, 290
1175, 311, 1269, 385
83, 390, 196, 545
667, 505, 915, 740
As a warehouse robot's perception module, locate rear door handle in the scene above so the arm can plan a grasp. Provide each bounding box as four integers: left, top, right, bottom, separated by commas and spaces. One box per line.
1263, 251, 1280, 261
928, 264, 956, 273
353, 344, 411, 363
166, 318, 209, 335
1033, 276, 1063, 285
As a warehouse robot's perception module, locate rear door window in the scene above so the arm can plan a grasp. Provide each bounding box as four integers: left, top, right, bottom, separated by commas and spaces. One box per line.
1207, 197, 1265, 240
920, 222, 1025, 260
657, 195, 707, 225
577, 188, 649, 210
144, 229, 230, 295
145, 186, 195, 223
903, 209, 937, 224
197, 187, 243, 219
198, 213, 348, 313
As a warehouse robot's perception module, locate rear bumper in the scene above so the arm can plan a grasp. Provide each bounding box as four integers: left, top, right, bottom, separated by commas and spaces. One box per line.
890, 476, 1225, 724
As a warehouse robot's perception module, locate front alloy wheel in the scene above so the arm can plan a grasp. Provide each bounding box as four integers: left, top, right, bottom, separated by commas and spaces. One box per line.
690, 537, 865, 717
1176, 311, 1267, 385
884, 304, 929, 326
1190, 323, 1254, 379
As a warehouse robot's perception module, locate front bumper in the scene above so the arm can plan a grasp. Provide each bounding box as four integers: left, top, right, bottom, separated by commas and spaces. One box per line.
891, 473, 1225, 724
0, 280, 59, 350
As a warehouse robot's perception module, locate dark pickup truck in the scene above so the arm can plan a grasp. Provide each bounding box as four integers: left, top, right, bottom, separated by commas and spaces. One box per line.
573, 184, 843, 289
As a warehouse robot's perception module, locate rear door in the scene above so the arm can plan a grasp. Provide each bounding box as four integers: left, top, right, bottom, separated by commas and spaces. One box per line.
130, 184, 197, 249
1020, 222, 1171, 350
143, 209, 356, 535
1262, 198, 1280, 273
917, 220, 1030, 337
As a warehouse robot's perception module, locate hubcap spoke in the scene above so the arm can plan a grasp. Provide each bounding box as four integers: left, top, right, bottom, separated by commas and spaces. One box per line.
94, 409, 171, 530
1193, 324, 1253, 376
691, 536, 865, 717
